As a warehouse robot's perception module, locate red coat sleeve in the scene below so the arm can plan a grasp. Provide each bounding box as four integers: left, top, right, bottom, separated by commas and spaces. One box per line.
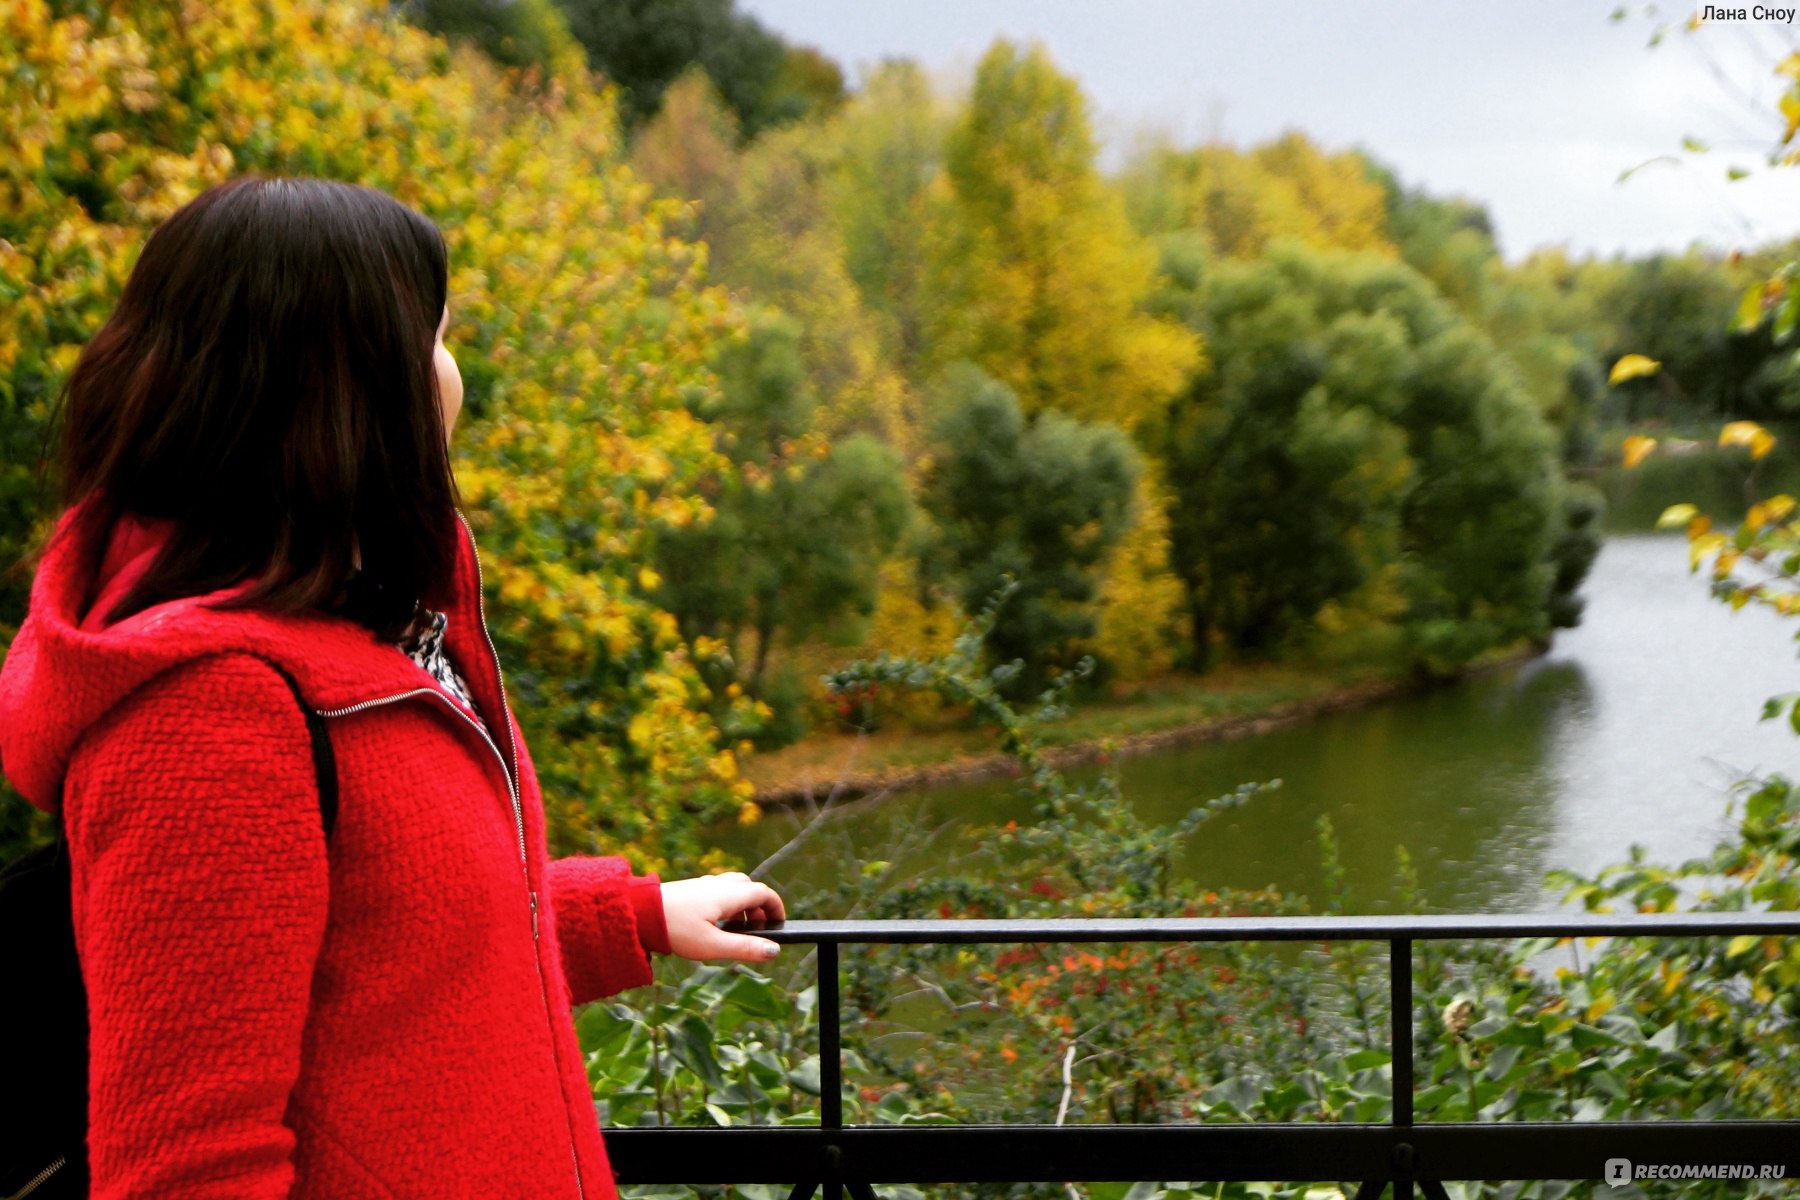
61, 653, 330, 1200
546, 856, 668, 1005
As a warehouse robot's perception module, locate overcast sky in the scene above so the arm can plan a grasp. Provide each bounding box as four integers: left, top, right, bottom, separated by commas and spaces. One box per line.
737, 0, 1800, 264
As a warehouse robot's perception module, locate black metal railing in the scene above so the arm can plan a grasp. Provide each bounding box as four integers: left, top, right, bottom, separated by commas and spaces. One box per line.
605, 913, 1800, 1199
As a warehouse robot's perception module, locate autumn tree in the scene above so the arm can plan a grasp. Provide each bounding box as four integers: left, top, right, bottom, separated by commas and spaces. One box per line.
920, 365, 1142, 696
1120, 131, 1395, 263
651, 310, 913, 732
555, 0, 843, 139
822, 59, 949, 381
0, 0, 770, 866
1158, 243, 1577, 674
922, 39, 1199, 432
398, 0, 582, 78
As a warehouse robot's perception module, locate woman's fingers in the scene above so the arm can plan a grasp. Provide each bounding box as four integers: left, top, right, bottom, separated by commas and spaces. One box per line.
701, 879, 784, 961
662, 873, 788, 963
712, 878, 786, 925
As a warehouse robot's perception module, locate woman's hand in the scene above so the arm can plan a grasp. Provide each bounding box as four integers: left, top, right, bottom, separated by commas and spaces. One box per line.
661, 871, 787, 963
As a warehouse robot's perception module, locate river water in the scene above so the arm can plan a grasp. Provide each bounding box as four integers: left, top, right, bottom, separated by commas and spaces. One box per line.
720, 534, 1800, 915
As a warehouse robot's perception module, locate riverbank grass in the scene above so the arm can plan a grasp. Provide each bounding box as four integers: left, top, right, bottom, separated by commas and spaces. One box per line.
744, 655, 1427, 800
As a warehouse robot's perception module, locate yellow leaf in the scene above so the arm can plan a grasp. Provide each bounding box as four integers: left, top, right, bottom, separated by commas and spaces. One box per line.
1784, 91, 1800, 143
1728, 934, 1760, 958
1656, 503, 1699, 530
1622, 435, 1657, 469
1747, 503, 1770, 529
1609, 354, 1662, 385
1720, 420, 1776, 460
1765, 494, 1797, 522
637, 565, 662, 591
1662, 964, 1688, 995
1690, 532, 1728, 569
1688, 515, 1712, 540
710, 749, 737, 780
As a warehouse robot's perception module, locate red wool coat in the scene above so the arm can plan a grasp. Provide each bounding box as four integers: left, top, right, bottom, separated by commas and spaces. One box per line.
0, 495, 672, 1199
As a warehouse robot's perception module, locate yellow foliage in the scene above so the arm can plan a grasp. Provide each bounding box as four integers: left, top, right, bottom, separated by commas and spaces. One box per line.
1, 0, 758, 867
1655, 503, 1699, 530
1719, 420, 1777, 460
1121, 132, 1399, 262
1080, 468, 1186, 682
1608, 353, 1662, 385
787, 556, 959, 726
1621, 434, 1658, 468
923, 40, 1201, 431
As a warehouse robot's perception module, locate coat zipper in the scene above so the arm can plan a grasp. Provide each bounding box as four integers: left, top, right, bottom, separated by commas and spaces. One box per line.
315, 509, 585, 1199
316, 686, 527, 868
9, 1155, 65, 1199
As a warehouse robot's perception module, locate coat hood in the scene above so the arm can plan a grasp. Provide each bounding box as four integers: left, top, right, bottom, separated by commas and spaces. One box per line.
0, 494, 499, 816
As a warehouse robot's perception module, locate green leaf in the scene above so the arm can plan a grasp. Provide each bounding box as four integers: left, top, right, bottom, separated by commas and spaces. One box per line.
1482, 1043, 1524, 1082
1415, 1082, 1460, 1112
1202, 1074, 1263, 1116
666, 1014, 725, 1087
787, 1055, 822, 1096
1735, 281, 1767, 331
1683, 136, 1710, 153
722, 970, 789, 1019
1776, 289, 1800, 342
1748, 783, 1784, 825
1729, 165, 1753, 181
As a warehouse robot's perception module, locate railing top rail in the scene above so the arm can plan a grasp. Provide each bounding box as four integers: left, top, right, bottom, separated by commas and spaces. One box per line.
737, 912, 1800, 944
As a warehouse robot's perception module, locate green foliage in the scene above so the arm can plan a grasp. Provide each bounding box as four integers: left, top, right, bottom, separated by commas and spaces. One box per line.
1600, 252, 1756, 424
556, 0, 843, 140
1545, 482, 1605, 630
583, 592, 1798, 1200
398, 0, 581, 77
652, 310, 914, 737
1157, 242, 1566, 674
919, 369, 1143, 697
580, 961, 823, 1129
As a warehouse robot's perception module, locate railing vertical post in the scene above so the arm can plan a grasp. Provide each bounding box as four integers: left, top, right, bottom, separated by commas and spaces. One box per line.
1390, 937, 1414, 1200
821, 940, 842, 1127
1389, 937, 1412, 1128
820, 940, 842, 1200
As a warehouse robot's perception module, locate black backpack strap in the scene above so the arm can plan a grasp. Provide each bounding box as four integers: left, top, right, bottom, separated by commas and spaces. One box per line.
252, 657, 339, 841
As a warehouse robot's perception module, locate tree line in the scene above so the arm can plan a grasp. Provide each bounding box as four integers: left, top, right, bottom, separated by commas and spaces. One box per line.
3, 0, 1795, 864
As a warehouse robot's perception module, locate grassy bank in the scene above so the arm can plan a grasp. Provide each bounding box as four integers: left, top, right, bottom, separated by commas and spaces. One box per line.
744, 642, 1544, 806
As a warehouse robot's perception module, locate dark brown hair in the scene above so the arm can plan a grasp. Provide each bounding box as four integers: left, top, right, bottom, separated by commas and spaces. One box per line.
52, 173, 460, 642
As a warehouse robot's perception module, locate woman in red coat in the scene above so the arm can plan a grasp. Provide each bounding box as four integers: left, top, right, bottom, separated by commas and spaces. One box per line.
0, 173, 784, 1199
